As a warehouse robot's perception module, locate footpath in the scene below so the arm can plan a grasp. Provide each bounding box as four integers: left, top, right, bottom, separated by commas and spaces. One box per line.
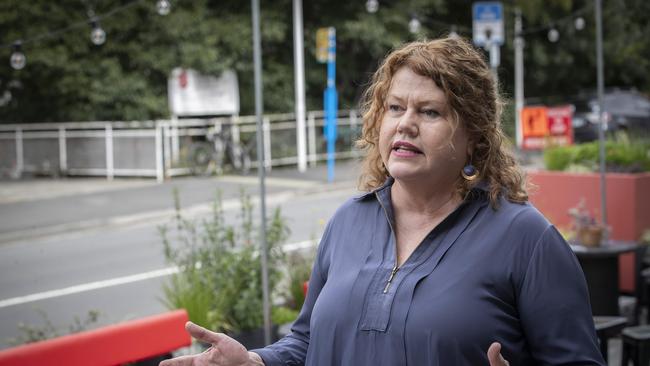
0, 160, 362, 245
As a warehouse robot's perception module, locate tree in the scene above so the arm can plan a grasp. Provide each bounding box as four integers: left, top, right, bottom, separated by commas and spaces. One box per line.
1, 0, 648, 123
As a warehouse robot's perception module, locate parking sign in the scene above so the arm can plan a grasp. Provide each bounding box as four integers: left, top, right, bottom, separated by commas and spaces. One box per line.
472, 2, 504, 46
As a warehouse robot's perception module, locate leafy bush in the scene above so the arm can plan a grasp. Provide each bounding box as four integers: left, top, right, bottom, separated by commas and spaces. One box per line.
271, 306, 299, 326
8, 309, 101, 346
159, 189, 290, 333
284, 251, 314, 312
543, 145, 574, 171
543, 139, 650, 172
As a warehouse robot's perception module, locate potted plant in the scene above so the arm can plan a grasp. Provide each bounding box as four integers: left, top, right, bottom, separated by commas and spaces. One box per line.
159, 189, 290, 349
567, 199, 608, 247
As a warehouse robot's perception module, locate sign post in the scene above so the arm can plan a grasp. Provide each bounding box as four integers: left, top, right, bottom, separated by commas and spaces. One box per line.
317, 27, 337, 182
472, 2, 504, 78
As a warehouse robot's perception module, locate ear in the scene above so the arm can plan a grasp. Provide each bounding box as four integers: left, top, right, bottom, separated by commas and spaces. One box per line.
466, 140, 474, 158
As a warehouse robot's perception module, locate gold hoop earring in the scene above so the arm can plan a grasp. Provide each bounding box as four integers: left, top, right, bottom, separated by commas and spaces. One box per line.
461, 164, 479, 181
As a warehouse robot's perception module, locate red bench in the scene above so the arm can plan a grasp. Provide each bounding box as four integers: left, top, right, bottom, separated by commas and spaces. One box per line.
0, 309, 191, 366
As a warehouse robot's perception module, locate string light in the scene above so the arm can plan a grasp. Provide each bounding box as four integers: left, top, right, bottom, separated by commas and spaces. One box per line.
10, 41, 26, 70
90, 19, 106, 46
449, 25, 459, 38
156, 0, 171, 16
515, 2, 592, 40
408, 16, 421, 34
547, 27, 559, 42
366, 0, 378, 13
1, 0, 173, 71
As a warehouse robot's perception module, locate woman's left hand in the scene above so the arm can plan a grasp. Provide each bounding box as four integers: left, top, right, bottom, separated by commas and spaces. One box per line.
487, 342, 510, 366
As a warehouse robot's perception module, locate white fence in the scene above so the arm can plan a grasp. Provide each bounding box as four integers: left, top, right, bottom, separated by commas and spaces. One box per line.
0, 110, 362, 182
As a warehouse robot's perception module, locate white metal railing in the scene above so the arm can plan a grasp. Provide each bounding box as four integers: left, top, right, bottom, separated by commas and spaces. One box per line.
0, 110, 363, 182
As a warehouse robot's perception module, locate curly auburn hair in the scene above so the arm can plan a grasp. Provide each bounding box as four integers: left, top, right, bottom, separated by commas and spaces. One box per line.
356, 36, 527, 207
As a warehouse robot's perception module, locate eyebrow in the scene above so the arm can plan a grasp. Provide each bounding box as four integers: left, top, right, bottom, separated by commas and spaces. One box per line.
385, 93, 446, 109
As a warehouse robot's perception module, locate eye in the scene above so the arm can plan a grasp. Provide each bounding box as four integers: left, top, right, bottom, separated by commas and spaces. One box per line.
422, 109, 440, 118
388, 104, 403, 112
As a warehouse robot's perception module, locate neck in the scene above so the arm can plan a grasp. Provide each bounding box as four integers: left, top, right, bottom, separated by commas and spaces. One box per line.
391, 177, 461, 218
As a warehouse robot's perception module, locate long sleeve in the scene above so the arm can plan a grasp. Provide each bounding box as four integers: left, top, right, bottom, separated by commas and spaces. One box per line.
516, 226, 605, 365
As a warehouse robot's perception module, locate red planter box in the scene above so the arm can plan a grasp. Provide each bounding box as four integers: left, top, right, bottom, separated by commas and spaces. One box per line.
528, 171, 650, 292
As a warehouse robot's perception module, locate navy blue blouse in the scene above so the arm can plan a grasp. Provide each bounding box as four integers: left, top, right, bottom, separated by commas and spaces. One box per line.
253, 180, 605, 366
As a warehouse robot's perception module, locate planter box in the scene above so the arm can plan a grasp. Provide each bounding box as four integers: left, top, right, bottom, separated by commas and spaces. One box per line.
528, 171, 650, 292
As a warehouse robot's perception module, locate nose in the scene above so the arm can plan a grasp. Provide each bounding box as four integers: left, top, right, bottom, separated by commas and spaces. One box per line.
396, 109, 418, 136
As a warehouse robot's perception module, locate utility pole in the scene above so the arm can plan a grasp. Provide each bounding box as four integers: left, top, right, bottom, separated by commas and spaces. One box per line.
514, 8, 524, 149
293, 0, 307, 172
595, 0, 607, 232
251, 0, 271, 345
487, 38, 500, 83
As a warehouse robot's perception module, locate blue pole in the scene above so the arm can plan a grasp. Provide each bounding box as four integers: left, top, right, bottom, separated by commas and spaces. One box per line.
324, 27, 337, 183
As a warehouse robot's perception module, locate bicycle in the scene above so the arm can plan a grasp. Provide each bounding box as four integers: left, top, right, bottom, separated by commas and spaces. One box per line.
188, 123, 252, 176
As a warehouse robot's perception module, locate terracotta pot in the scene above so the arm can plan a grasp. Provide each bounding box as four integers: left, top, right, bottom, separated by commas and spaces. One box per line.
577, 226, 603, 247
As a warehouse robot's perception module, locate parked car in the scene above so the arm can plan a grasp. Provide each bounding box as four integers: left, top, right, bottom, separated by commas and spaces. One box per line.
570, 90, 650, 142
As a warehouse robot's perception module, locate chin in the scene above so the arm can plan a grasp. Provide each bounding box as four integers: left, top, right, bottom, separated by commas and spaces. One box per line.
387, 167, 427, 182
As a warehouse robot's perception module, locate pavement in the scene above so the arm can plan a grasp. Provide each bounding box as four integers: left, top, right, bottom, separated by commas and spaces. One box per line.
0, 160, 362, 245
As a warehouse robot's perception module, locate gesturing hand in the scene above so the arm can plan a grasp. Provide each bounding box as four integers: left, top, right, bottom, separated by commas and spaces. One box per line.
487, 342, 510, 366
159, 322, 264, 366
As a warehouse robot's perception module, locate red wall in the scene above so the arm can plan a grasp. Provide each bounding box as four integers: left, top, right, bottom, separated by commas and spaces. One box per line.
528, 171, 650, 292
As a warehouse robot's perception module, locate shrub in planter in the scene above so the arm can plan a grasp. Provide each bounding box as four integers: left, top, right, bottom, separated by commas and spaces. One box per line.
284, 251, 314, 312
543, 139, 650, 173
159, 189, 290, 348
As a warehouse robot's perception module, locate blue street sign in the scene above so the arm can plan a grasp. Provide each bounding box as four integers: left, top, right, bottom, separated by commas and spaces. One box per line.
472, 2, 504, 46
322, 27, 337, 183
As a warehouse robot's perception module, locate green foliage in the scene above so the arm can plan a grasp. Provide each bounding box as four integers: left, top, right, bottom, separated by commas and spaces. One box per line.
271, 306, 299, 326
159, 188, 290, 333
160, 263, 214, 329
543, 145, 575, 171
8, 309, 100, 346
2, 0, 649, 122
543, 139, 650, 172
285, 251, 314, 312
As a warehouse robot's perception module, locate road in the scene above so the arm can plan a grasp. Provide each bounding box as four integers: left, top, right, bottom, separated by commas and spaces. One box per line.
0, 162, 361, 349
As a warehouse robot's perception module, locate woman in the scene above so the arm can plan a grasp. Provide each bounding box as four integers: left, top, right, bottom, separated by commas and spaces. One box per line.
161, 37, 605, 366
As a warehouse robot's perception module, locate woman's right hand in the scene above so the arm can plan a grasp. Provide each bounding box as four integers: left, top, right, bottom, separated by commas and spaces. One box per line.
159, 322, 265, 366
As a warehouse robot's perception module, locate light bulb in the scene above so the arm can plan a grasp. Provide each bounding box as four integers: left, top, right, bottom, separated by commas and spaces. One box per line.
91, 26, 106, 45
10, 42, 25, 70
548, 28, 559, 42
408, 17, 421, 34
574, 17, 585, 30
366, 0, 378, 13
10, 51, 26, 70
449, 25, 459, 39
156, 0, 171, 16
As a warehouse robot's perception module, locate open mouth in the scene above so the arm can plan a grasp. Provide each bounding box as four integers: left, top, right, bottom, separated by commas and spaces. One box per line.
392, 141, 423, 154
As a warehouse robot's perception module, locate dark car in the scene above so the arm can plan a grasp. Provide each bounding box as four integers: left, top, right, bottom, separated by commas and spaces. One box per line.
570, 90, 650, 143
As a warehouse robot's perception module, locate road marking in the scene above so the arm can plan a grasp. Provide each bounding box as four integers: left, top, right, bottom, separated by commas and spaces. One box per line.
0, 267, 179, 309
0, 240, 318, 309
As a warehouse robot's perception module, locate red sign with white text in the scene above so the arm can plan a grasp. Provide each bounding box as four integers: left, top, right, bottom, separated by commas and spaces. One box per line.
521, 105, 573, 150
